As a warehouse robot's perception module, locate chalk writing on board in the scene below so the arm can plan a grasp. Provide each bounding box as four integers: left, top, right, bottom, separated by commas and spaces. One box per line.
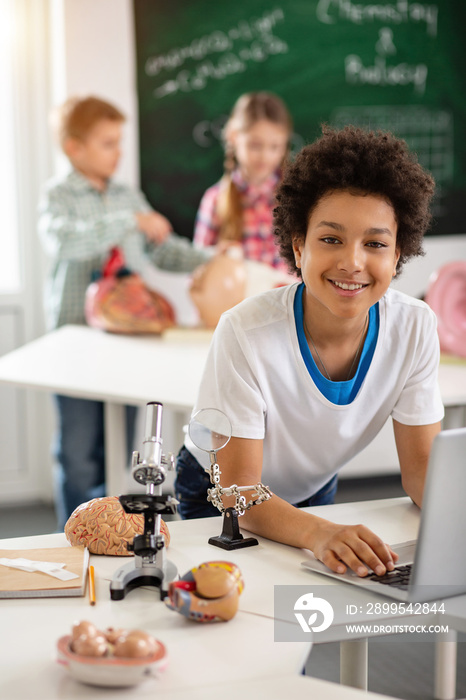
192, 115, 305, 154
134, 1, 466, 237
192, 116, 228, 148
316, 0, 438, 37
145, 9, 288, 100
345, 27, 428, 95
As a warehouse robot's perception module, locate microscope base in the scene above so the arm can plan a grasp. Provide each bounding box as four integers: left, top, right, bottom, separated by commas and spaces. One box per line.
110, 558, 178, 601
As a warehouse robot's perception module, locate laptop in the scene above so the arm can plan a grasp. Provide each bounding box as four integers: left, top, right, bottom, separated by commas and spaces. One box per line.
301, 427, 466, 602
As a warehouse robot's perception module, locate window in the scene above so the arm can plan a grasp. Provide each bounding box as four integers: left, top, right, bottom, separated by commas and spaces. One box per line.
0, 0, 21, 293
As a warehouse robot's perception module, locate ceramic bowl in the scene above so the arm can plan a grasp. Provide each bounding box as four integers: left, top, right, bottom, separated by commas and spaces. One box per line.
56, 635, 168, 687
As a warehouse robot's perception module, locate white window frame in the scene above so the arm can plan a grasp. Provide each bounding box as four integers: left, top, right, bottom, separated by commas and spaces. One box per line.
0, 0, 55, 503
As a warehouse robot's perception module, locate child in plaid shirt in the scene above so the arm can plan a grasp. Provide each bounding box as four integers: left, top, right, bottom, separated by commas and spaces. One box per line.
38, 95, 209, 529
194, 92, 292, 274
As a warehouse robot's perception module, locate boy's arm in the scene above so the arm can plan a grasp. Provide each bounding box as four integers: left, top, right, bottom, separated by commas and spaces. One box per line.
136, 211, 172, 244
393, 420, 441, 506
38, 186, 141, 261
132, 189, 173, 244
217, 436, 397, 577
147, 233, 212, 273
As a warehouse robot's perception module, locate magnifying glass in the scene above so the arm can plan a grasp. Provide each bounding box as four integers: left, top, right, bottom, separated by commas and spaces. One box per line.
188, 408, 231, 454
188, 408, 271, 550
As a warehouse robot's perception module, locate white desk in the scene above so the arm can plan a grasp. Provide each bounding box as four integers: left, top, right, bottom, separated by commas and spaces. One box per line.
147, 675, 399, 700
161, 499, 460, 700
0, 325, 465, 494
0, 512, 404, 700
0, 325, 213, 411
0, 325, 213, 496
0, 325, 462, 410
1, 499, 464, 699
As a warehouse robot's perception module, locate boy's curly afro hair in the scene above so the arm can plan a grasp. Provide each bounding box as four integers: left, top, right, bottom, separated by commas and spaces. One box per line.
274, 125, 435, 277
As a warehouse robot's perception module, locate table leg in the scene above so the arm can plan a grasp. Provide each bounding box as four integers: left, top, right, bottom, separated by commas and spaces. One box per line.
172, 408, 191, 449
434, 630, 457, 700
340, 638, 368, 690
104, 402, 128, 497
443, 406, 465, 430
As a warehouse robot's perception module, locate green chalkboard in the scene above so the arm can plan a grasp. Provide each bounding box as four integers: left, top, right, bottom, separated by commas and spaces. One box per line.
134, 0, 466, 238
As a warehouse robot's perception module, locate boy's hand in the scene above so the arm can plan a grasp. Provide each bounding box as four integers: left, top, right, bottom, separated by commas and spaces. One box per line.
311, 519, 399, 577
136, 211, 172, 244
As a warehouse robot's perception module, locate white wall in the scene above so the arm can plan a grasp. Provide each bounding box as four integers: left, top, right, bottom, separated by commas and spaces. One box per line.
0, 0, 56, 504
50, 0, 139, 187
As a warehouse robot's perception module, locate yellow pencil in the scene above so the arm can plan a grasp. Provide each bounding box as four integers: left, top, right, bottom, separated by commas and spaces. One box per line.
88, 564, 96, 605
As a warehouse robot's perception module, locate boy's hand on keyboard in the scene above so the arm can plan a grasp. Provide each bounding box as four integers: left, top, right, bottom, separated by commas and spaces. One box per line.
311, 520, 399, 577
368, 564, 412, 590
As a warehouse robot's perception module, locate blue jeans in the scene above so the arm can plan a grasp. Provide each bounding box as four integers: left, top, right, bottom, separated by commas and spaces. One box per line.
174, 446, 338, 520
53, 395, 137, 530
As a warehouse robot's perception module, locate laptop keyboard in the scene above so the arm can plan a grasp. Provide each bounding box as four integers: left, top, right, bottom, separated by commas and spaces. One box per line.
368, 564, 412, 591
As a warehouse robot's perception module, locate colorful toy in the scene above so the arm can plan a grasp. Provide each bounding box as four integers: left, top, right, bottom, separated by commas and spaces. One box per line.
165, 561, 244, 622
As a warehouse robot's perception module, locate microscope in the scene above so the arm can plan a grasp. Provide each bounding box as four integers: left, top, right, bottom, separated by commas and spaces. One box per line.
110, 401, 178, 600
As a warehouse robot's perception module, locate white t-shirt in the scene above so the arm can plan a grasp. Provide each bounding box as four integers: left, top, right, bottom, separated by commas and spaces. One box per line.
186, 283, 444, 504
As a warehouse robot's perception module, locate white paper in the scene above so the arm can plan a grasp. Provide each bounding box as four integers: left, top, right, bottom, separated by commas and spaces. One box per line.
0, 557, 79, 581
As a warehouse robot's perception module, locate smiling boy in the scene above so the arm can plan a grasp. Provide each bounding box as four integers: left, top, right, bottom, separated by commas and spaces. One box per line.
175, 125, 444, 578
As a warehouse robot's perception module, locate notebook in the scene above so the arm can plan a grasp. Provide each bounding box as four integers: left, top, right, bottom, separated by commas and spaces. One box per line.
301, 427, 466, 602
0, 546, 89, 598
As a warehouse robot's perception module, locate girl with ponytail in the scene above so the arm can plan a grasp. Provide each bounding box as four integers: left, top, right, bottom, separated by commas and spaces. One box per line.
194, 92, 292, 272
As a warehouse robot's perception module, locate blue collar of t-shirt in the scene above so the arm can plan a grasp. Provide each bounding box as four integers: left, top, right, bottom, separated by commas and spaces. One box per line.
294, 282, 379, 405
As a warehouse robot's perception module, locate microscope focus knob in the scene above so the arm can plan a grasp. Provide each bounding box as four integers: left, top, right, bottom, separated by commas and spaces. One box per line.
162, 453, 175, 471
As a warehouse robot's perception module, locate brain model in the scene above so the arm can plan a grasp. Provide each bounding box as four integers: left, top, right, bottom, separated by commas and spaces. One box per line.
64, 496, 170, 556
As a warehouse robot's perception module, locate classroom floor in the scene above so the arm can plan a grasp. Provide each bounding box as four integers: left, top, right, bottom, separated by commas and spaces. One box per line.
1, 475, 465, 700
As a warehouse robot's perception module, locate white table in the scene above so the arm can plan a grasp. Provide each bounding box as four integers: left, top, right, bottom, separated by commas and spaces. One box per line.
0, 325, 213, 496
0, 510, 404, 700
0, 325, 465, 497
1, 499, 464, 699
159, 498, 462, 700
